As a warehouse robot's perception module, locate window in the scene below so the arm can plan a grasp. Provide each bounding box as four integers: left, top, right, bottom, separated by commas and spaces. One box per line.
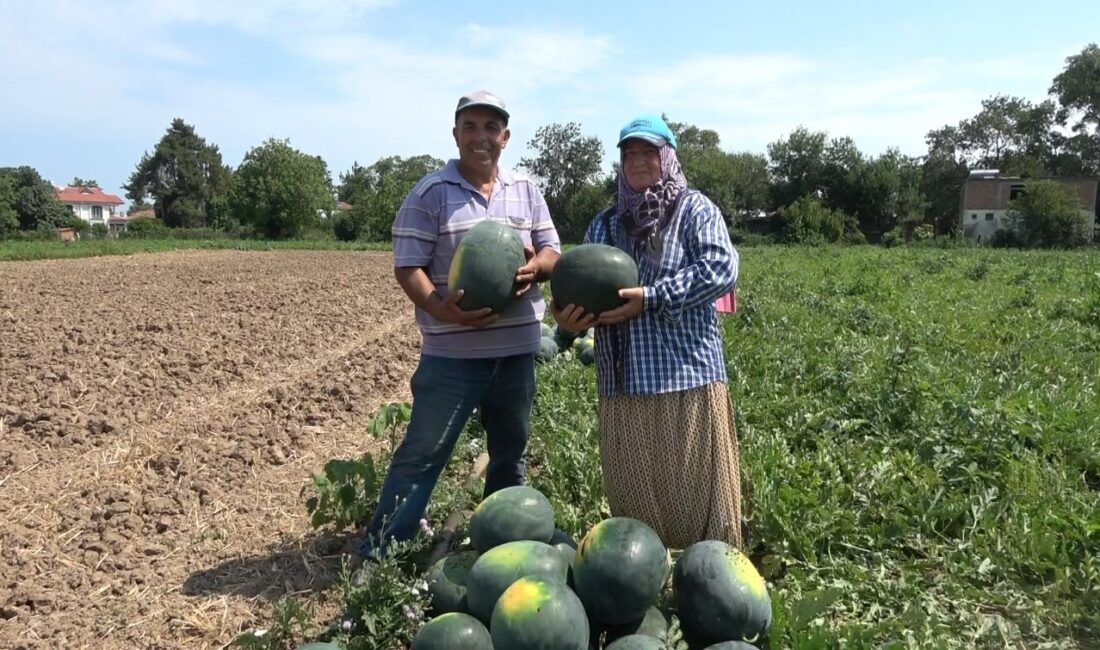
985, 213, 994, 221
1010, 184, 1026, 201
971, 213, 978, 220
92, 206, 103, 220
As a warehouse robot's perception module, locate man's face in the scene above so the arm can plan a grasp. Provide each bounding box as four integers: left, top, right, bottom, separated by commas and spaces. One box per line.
453, 106, 510, 175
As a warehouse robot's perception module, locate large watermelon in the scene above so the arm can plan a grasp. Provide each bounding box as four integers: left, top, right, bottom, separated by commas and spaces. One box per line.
425, 550, 478, 614
550, 244, 639, 316
702, 642, 760, 650
673, 540, 772, 645
572, 517, 670, 626
604, 635, 665, 650
410, 612, 493, 650
465, 540, 568, 623
468, 485, 555, 553
447, 219, 525, 313
490, 575, 589, 650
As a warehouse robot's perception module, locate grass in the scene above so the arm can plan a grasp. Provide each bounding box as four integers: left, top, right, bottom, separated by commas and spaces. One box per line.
523, 245, 1099, 648
0, 237, 392, 261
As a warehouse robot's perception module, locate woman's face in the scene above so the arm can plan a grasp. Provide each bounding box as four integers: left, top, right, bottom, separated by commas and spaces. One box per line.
621, 139, 662, 191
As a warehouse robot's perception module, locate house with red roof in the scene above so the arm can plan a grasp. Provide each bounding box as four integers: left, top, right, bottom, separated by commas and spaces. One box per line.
54, 186, 128, 233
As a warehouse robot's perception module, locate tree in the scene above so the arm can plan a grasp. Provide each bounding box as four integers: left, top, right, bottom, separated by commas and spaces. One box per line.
1006, 179, 1091, 248
338, 155, 444, 241
560, 181, 614, 243
0, 166, 70, 231
927, 96, 1056, 178
921, 128, 970, 236
230, 138, 336, 239
70, 177, 98, 188
0, 175, 19, 238
124, 118, 232, 228
664, 117, 770, 226
1050, 43, 1100, 174
767, 127, 828, 210
518, 122, 604, 239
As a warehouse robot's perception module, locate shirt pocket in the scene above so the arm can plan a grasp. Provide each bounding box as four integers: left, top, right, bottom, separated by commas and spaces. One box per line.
504, 214, 532, 231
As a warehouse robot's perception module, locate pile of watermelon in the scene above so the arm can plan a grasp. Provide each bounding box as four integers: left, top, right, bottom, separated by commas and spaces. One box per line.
538, 322, 595, 366
409, 485, 772, 650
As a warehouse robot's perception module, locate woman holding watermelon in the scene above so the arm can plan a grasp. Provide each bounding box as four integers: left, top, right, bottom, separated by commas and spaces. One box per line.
552, 113, 744, 550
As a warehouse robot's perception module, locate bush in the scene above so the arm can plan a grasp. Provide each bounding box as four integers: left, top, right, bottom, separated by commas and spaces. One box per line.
120, 217, 170, 239
778, 196, 845, 244
1007, 179, 1091, 248
881, 228, 904, 248
333, 210, 366, 242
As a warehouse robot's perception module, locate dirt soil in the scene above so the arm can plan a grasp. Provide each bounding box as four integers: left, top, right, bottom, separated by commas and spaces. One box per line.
0, 250, 421, 649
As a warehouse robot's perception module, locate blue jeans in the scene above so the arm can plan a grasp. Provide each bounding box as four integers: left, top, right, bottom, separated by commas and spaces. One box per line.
360, 352, 536, 556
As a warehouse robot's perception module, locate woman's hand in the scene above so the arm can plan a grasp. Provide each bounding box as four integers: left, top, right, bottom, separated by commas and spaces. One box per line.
551, 302, 597, 334
597, 287, 645, 325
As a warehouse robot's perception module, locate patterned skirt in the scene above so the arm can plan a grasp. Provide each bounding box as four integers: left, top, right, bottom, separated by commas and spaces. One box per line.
598, 382, 743, 550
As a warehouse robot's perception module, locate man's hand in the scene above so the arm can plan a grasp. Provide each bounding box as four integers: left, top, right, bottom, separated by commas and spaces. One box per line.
430, 289, 498, 328
551, 301, 597, 334
597, 287, 645, 325
515, 245, 539, 297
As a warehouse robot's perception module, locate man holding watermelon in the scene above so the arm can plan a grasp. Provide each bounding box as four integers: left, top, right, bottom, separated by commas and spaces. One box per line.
553, 113, 745, 550
358, 90, 561, 560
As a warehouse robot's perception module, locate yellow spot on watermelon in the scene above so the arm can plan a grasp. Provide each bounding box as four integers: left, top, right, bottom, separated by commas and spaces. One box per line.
447, 245, 466, 290
728, 549, 767, 597
497, 576, 548, 617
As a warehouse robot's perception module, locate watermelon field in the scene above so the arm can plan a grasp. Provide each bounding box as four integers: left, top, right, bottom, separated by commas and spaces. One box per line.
2, 244, 1098, 649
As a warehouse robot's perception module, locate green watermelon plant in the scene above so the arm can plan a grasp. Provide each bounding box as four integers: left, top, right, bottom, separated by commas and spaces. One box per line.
302, 453, 379, 531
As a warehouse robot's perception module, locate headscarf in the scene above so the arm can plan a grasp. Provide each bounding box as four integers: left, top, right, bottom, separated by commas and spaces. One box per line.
616, 142, 688, 254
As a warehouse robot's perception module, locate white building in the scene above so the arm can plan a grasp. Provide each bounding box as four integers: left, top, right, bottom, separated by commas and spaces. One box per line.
54, 186, 127, 233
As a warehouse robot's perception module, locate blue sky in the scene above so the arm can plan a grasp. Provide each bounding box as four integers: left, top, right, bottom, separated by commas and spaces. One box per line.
1, 0, 1096, 208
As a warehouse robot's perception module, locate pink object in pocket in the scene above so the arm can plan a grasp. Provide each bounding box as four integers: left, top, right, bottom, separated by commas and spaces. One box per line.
715, 289, 737, 314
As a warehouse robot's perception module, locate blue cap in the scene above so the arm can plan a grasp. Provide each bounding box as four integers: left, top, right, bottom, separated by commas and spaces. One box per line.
616, 113, 677, 150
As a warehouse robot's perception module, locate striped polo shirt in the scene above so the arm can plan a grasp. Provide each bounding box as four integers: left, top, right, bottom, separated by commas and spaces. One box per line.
585, 190, 738, 396
392, 159, 561, 359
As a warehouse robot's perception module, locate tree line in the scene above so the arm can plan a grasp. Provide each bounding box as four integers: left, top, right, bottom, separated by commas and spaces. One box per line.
3, 43, 1097, 247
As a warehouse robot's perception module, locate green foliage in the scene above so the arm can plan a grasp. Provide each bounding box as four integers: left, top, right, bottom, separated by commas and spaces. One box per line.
525, 357, 609, 537
561, 181, 613, 244
1050, 43, 1100, 140
120, 217, 170, 239
519, 122, 604, 231
726, 245, 1099, 648
230, 138, 336, 239
0, 166, 71, 231
366, 401, 412, 451
303, 454, 380, 531
1006, 179, 1092, 248
777, 196, 845, 244
767, 126, 828, 210
70, 177, 98, 188
124, 118, 232, 228
332, 538, 435, 649
665, 117, 771, 227
337, 155, 443, 241
232, 596, 314, 650
332, 210, 365, 242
